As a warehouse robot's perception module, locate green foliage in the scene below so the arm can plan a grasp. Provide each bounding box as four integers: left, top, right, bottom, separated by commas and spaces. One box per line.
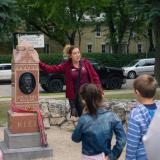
0, 54, 12, 63
16, 0, 90, 46
128, 0, 160, 85
0, 0, 21, 41
39, 53, 63, 65
89, 0, 133, 53
0, 52, 155, 67
83, 53, 154, 67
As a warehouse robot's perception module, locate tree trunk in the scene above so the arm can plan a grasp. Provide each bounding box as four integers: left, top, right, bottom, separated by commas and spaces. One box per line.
77, 28, 81, 48
68, 31, 76, 45
153, 17, 160, 86
148, 28, 155, 52
112, 44, 119, 54
127, 16, 136, 54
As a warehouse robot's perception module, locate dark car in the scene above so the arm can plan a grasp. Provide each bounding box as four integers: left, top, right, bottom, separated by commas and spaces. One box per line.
40, 59, 126, 92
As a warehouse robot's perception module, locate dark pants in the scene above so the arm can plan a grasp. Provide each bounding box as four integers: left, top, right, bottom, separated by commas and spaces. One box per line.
69, 99, 83, 117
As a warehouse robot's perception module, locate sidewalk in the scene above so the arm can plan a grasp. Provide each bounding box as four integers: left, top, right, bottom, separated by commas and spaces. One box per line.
0, 126, 125, 160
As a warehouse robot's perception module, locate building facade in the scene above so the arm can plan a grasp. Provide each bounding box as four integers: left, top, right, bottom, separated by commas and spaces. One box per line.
43, 25, 150, 54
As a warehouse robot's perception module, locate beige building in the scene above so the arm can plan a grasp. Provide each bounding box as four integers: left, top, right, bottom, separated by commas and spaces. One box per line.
0, 25, 150, 55
43, 25, 150, 54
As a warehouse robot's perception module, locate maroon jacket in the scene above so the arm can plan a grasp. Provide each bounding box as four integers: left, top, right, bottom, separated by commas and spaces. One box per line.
39, 59, 103, 99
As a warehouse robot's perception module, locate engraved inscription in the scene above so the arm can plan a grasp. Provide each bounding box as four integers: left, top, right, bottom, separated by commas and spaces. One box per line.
15, 65, 38, 70
16, 95, 37, 102
17, 120, 37, 128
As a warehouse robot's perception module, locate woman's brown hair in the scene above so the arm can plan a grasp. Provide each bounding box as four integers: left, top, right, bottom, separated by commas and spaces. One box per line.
80, 83, 103, 116
63, 44, 77, 57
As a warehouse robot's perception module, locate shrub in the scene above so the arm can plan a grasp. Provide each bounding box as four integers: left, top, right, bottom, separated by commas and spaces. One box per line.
0, 52, 155, 67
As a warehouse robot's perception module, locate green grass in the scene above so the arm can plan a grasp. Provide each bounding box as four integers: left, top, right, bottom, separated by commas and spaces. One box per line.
40, 90, 160, 100
40, 92, 65, 96
104, 93, 135, 99
104, 92, 160, 100
0, 101, 9, 127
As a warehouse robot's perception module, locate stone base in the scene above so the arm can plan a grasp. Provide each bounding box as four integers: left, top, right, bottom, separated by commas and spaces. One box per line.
4, 129, 41, 149
0, 141, 53, 160
0, 128, 53, 160
8, 110, 39, 133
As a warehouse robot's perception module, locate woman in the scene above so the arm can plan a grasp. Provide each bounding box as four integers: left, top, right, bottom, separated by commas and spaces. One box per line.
39, 45, 102, 117
72, 83, 126, 160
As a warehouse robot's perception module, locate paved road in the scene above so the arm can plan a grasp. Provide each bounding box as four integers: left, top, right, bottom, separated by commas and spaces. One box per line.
0, 80, 134, 97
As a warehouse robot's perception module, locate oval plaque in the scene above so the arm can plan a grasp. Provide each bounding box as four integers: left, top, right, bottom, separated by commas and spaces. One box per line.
19, 72, 36, 94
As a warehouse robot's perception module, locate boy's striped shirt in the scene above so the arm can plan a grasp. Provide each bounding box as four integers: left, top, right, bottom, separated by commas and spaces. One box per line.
126, 103, 157, 160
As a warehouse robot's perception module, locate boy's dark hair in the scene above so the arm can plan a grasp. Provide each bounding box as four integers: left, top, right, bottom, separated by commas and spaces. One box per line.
80, 83, 103, 115
133, 74, 157, 98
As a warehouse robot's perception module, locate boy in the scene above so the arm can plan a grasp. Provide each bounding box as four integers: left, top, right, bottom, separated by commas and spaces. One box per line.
126, 74, 158, 160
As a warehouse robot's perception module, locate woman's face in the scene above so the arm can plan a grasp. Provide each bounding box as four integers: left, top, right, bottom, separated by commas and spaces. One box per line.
70, 48, 81, 63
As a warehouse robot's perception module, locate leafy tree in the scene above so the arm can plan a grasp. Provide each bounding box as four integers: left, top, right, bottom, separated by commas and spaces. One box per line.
90, 0, 132, 54
129, 0, 160, 84
0, 0, 20, 41
16, 0, 90, 46
152, 1, 160, 85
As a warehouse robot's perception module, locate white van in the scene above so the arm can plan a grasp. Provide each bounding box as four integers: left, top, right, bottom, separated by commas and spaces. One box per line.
122, 58, 155, 79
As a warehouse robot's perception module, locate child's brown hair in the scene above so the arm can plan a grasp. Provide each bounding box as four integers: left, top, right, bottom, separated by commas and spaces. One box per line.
80, 83, 103, 115
133, 74, 157, 98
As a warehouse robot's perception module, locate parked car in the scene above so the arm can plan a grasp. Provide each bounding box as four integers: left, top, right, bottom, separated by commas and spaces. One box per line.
40, 59, 126, 92
122, 58, 155, 79
0, 63, 11, 81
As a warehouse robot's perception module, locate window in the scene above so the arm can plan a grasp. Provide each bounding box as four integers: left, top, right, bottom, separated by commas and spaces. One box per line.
88, 44, 92, 53
143, 61, 155, 66
131, 32, 136, 38
4, 65, 11, 70
0, 65, 11, 70
96, 25, 101, 36
136, 60, 145, 67
102, 44, 106, 53
44, 44, 49, 53
137, 43, 142, 53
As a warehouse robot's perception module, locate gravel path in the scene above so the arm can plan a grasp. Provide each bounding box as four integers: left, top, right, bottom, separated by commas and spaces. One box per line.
0, 126, 125, 160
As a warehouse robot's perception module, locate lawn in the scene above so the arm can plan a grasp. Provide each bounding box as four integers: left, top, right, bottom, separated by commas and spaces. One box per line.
0, 101, 9, 127
0, 90, 159, 126
40, 90, 160, 100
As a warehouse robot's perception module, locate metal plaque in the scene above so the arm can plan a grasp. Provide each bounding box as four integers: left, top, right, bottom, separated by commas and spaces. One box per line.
19, 72, 36, 95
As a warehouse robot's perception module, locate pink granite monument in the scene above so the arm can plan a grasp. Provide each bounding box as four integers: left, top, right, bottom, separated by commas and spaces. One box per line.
9, 41, 39, 133
0, 41, 53, 160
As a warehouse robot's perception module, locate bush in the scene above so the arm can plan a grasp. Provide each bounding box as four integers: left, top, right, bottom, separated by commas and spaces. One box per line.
0, 52, 155, 67
0, 55, 12, 63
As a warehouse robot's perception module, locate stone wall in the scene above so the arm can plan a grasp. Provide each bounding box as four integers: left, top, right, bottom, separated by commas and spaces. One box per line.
40, 99, 140, 129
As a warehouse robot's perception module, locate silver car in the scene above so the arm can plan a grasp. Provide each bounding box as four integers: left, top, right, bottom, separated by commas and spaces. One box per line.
122, 58, 155, 79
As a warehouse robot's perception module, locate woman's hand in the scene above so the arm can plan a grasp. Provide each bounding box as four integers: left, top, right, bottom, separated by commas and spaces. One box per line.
70, 116, 79, 122
105, 156, 109, 160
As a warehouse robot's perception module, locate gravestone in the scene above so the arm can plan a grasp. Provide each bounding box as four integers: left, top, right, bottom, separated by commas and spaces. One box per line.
0, 41, 53, 160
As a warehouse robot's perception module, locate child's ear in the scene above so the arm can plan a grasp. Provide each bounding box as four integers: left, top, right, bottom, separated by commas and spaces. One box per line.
135, 89, 140, 95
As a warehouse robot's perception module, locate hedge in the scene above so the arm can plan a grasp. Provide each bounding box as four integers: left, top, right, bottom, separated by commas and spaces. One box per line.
0, 52, 155, 67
